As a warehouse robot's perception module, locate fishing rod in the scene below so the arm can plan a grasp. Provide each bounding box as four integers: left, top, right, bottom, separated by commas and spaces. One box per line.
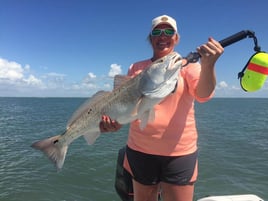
184, 30, 268, 92
184, 30, 260, 64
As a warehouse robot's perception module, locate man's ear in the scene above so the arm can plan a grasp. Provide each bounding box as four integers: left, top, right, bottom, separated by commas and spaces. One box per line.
175, 34, 180, 45
148, 35, 153, 43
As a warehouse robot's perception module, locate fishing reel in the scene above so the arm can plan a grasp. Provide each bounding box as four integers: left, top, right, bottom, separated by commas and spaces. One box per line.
184, 30, 268, 92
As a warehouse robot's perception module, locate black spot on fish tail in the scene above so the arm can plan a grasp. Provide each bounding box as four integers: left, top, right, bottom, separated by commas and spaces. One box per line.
31, 135, 68, 170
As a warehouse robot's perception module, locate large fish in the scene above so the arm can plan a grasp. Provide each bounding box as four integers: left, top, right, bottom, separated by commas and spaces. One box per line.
31, 52, 183, 170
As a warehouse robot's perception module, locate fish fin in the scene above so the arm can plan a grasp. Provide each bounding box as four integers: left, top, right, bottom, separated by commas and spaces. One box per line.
91, 91, 111, 101
83, 132, 100, 145
139, 109, 155, 130
131, 98, 142, 117
148, 109, 155, 122
114, 75, 131, 89
67, 91, 110, 127
31, 135, 68, 170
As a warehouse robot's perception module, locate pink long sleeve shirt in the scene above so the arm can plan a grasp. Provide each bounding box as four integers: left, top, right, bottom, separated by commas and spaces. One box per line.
126, 57, 214, 156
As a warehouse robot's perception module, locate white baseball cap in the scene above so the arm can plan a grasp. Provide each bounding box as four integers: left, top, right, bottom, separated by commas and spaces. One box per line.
151, 15, 178, 32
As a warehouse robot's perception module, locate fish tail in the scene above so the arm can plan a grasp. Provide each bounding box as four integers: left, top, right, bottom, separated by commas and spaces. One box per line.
31, 135, 68, 170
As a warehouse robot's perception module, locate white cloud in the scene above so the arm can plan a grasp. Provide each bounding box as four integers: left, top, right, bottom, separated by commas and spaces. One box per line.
218, 81, 228, 88
3, 56, 266, 98
0, 58, 24, 80
103, 83, 111, 88
0, 58, 43, 86
24, 75, 44, 87
108, 63, 122, 77
88, 72, 96, 79
0, 57, 119, 97
46, 72, 66, 77
231, 85, 241, 90
81, 72, 97, 87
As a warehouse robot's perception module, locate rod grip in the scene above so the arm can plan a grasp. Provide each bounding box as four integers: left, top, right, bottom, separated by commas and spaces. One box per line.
183, 30, 256, 64
219, 30, 255, 47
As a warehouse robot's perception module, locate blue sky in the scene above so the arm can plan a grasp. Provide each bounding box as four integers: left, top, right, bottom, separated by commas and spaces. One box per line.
1, 0, 268, 97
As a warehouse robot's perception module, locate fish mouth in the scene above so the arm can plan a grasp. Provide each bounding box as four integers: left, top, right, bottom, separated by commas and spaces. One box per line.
139, 52, 183, 98
153, 52, 182, 70
166, 53, 182, 70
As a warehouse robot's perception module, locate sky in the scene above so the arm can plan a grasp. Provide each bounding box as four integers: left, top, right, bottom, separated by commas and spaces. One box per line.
1, 0, 268, 97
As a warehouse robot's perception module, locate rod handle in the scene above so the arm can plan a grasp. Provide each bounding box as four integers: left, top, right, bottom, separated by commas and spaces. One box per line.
219, 30, 255, 47
184, 30, 256, 64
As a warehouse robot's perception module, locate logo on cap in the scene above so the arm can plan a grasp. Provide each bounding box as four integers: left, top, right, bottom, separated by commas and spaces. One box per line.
161, 16, 168, 22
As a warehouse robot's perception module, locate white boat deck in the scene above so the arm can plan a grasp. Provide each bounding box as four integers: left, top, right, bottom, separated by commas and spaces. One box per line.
197, 194, 264, 201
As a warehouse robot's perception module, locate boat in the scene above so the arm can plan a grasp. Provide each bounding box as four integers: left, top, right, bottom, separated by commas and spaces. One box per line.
197, 194, 264, 201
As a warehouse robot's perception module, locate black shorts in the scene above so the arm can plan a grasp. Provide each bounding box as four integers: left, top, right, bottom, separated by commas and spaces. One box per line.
126, 146, 198, 185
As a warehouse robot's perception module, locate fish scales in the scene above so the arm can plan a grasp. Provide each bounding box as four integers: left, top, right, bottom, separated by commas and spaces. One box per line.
31, 52, 183, 170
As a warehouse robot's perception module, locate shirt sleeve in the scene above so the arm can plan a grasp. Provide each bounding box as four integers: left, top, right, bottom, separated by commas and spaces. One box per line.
127, 59, 152, 77
181, 62, 214, 103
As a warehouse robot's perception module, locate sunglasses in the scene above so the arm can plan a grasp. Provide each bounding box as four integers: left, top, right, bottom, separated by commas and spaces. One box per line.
151, 28, 176, 36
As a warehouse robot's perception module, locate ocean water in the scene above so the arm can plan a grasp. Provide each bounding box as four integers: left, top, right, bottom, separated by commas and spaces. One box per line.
0, 97, 267, 201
